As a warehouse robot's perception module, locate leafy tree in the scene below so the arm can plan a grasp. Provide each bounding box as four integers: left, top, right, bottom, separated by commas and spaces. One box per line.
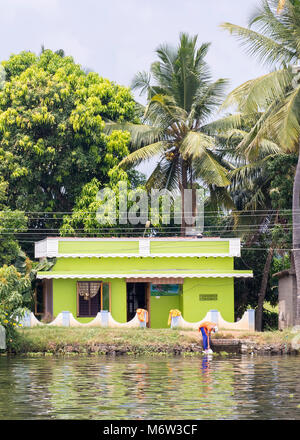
60, 168, 153, 236
105, 33, 231, 235
0, 177, 27, 266
0, 49, 136, 222
0, 264, 31, 350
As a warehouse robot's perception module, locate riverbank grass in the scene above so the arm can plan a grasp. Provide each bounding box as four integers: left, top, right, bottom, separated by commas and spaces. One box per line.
10, 326, 298, 356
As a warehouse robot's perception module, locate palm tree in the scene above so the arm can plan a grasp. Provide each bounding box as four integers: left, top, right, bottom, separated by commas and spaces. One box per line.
214, 117, 284, 330
105, 33, 231, 235
221, 0, 300, 323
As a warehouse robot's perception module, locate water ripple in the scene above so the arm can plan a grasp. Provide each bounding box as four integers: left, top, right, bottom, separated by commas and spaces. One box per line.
0, 355, 300, 419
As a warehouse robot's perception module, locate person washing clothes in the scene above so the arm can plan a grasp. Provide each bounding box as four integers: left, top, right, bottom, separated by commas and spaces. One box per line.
199, 321, 218, 354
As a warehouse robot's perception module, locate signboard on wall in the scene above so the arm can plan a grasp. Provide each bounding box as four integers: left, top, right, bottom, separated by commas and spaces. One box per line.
150, 284, 180, 296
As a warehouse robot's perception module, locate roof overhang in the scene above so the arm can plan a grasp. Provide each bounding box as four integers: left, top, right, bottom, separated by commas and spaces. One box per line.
37, 271, 253, 280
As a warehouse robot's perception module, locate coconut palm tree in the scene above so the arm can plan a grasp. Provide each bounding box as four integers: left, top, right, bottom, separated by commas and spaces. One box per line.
213, 116, 285, 330
105, 33, 231, 235
221, 0, 300, 323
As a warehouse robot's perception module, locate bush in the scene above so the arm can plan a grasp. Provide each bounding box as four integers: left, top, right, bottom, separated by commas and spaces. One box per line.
262, 309, 278, 331
0, 264, 31, 350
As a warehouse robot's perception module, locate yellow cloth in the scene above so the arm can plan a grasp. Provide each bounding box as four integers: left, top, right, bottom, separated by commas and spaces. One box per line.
168, 309, 181, 326
136, 308, 148, 323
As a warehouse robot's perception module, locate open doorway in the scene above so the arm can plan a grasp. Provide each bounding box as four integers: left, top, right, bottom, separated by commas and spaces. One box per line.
126, 282, 149, 323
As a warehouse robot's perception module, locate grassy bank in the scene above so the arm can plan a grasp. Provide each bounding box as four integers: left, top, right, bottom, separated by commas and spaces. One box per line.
15, 327, 189, 355
5, 326, 299, 356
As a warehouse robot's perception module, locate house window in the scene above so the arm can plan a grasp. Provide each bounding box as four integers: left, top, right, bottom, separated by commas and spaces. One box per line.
77, 281, 111, 317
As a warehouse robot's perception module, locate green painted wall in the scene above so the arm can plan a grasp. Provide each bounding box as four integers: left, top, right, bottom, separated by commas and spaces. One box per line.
58, 240, 139, 254
53, 278, 78, 320
150, 295, 180, 328
150, 240, 229, 254
52, 256, 234, 272
110, 278, 127, 323
50, 256, 236, 326
58, 239, 231, 255
53, 278, 127, 323
182, 278, 234, 323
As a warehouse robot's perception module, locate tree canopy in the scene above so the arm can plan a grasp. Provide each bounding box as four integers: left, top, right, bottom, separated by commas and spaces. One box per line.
0, 49, 136, 216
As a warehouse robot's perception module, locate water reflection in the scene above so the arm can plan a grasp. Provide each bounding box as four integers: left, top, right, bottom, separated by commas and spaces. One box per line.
0, 355, 300, 419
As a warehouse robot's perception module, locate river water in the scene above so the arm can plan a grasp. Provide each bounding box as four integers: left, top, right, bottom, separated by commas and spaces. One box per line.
0, 354, 300, 420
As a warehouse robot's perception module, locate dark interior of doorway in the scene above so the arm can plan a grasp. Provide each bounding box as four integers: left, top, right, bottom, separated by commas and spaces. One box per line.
127, 283, 147, 322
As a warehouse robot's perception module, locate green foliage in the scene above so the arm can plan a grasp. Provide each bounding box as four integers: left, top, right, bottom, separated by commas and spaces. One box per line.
234, 235, 271, 318
262, 309, 278, 331
0, 264, 31, 350
60, 172, 149, 236
0, 210, 28, 266
0, 50, 136, 215
267, 153, 297, 210
0, 176, 27, 267
221, 0, 300, 152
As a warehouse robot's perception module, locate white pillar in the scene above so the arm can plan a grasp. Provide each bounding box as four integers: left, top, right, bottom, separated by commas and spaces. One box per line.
62, 311, 70, 327
248, 309, 255, 331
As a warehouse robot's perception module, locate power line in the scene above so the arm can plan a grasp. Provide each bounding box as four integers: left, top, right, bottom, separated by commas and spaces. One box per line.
0, 208, 299, 214
0, 222, 296, 231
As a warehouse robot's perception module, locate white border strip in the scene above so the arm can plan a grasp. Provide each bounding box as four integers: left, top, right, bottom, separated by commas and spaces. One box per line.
37, 272, 253, 279
57, 253, 237, 258
35, 237, 241, 258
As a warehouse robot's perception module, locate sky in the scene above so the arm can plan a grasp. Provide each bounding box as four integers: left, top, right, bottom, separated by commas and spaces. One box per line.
0, 0, 268, 175
0, 0, 268, 92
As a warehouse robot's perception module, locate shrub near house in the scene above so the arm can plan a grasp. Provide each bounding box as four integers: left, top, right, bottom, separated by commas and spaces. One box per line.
0, 265, 31, 349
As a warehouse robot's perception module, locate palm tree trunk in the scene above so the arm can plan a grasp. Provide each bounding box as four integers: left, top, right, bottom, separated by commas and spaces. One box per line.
255, 246, 274, 331
293, 145, 300, 324
255, 211, 279, 331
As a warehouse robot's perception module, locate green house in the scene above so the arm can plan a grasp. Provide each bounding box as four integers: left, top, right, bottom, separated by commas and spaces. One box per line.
35, 237, 252, 328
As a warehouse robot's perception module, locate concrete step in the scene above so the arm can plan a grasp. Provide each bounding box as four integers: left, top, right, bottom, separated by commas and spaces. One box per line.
211, 339, 241, 353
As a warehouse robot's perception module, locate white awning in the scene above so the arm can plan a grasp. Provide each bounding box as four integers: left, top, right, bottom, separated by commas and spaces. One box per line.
37, 272, 253, 280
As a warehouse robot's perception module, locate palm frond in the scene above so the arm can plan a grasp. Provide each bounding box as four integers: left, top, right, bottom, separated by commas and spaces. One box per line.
267, 84, 300, 151
220, 98, 282, 161
189, 78, 229, 124
131, 71, 152, 96
118, 141, 167, 169
192, 151, 231, 187
180, 131, 216, 159
145, 94, 187, 127
206, 185, 235, 211
249, 0, 300, 57
103, 122, 163, 149
179, 131, 230, 186
146, 158, 180, 193
203, 113, 243, 135
221, 21, 296, 66
221, 68, 291, 114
